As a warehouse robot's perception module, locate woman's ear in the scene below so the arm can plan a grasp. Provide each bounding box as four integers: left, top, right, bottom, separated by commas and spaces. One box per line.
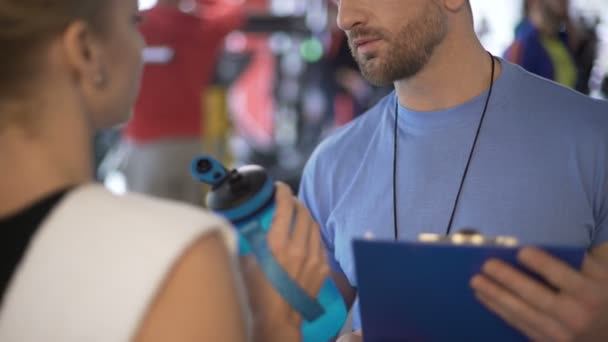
60, 21, 108, 90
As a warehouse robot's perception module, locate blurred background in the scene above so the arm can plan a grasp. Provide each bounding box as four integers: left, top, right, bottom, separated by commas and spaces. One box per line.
97, 0, 608, 205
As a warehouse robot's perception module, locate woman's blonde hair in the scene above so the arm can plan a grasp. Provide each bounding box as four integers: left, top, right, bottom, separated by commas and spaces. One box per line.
0, 0, 109, 104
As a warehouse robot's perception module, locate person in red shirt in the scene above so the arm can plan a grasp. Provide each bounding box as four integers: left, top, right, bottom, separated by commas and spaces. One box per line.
121, 0, 244, 204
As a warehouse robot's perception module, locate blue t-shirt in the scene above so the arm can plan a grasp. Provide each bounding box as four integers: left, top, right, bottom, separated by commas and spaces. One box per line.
298, 59, 608, 330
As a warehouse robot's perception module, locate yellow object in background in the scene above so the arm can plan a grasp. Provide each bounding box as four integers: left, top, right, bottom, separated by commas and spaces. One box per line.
541, 36, 577, 89
198, 86, 234, 206
203, 86, 233, 165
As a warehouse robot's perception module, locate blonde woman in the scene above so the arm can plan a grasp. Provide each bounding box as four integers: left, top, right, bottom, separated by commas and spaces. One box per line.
0, 1, 328, 341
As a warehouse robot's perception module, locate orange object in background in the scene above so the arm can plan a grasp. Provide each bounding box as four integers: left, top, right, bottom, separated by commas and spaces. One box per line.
227, 34, 276, 149
203, 0, 277, 150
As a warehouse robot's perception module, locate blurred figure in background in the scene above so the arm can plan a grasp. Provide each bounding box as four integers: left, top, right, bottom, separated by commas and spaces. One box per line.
504, 0, 598, 93
120, 0, 245, 204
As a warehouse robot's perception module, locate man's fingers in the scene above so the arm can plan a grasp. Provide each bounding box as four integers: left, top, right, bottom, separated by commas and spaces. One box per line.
282, 200, 313, 281
472, 275, 573, 342
302, 222, 329, 296
582, 253, 608, 282
518, 248, 591, 297
309, 222, 325, 266
479, 258, 591, 332
474, 290, 546, 342
481, 259, 558, 314
290, 200, 313, 256
267, 182, 295, 250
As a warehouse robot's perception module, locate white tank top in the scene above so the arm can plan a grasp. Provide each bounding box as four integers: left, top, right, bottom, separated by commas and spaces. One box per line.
0, 185, 251, 341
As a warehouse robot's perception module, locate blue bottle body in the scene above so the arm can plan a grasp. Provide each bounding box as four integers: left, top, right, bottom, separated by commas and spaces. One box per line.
232, 202, 347, 342
191, 156, 347, 342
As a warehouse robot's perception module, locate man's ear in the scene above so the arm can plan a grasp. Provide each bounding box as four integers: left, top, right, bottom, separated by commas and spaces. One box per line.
443, 0, 469, 13
60, 21, 107, 89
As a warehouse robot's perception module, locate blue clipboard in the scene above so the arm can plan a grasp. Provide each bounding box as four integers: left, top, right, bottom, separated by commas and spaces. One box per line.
353, 239, 586, 341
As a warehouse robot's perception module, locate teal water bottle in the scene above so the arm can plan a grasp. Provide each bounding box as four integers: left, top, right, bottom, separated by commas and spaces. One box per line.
191, 155, 347, 342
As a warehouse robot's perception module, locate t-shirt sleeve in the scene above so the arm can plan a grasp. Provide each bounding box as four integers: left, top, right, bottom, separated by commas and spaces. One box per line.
298, 156, 345, 275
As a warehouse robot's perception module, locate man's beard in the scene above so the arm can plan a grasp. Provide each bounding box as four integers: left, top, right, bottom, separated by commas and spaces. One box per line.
348, 2, 448, 86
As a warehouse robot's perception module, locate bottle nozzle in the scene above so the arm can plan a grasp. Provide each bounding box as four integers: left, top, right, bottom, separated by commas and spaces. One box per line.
191, 155, 229, 187
196, 159, 213, 174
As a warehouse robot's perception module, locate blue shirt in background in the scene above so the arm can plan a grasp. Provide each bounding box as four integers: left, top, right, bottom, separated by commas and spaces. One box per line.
298, 59, 608, 330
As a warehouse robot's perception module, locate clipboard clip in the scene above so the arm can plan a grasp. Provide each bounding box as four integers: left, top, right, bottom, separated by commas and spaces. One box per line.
418, 229, 519, 248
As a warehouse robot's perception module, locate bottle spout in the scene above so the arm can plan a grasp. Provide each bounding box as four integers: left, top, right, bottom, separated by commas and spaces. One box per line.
191, 155, 229, 187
